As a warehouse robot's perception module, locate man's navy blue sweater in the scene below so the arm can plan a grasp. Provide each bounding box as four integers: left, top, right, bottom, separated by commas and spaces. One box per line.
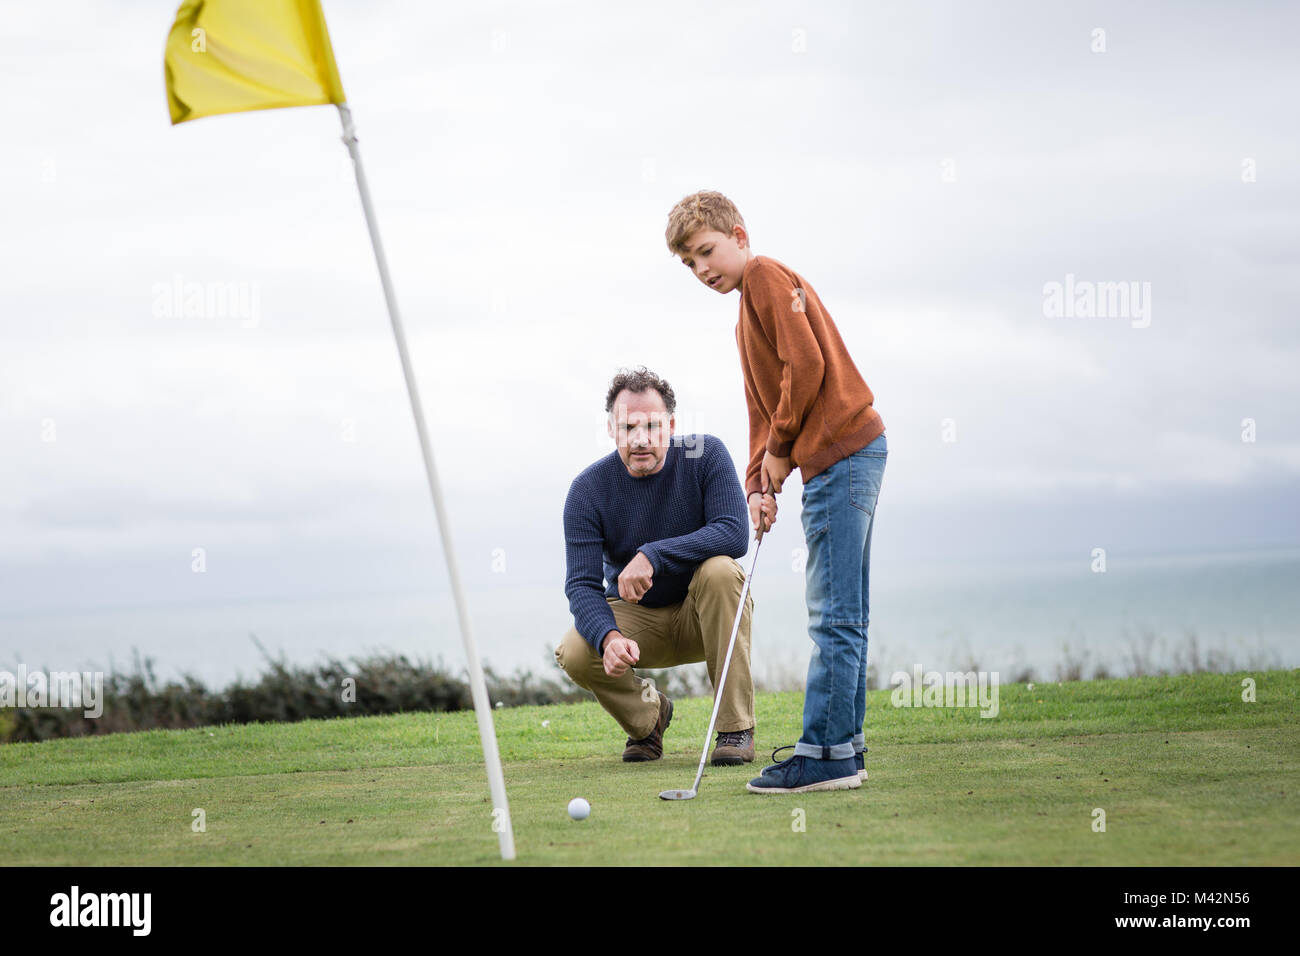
563, 434, 749, 653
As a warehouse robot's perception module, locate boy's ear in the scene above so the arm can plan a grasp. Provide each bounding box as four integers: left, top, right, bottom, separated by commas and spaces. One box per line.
733, 224, 748, 248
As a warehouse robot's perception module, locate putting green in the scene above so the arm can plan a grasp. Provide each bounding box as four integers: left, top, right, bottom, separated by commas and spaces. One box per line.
1, 671, 1296, 865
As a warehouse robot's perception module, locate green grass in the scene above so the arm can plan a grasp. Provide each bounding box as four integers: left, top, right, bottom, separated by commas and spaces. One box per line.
2, 671, 1297, 865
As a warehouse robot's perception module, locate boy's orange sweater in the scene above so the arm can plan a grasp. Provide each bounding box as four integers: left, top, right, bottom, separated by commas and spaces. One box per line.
735, 255, 885, 498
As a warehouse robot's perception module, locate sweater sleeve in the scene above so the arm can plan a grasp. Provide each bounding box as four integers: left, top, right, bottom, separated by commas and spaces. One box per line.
637, 438, 749, 575
740, 368, 769, 499
563, 476, 619, 653
749, 265, 826, 458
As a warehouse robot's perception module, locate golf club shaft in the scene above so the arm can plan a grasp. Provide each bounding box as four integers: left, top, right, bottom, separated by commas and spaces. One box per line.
686, 529, 763, 794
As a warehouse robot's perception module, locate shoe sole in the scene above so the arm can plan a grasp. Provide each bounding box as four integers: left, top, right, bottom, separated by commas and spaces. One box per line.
710, 753, 755, 767
746, 774, 862, 795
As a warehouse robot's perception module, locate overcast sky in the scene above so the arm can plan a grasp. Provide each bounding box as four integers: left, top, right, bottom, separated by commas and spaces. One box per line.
2, 0, 1297, 616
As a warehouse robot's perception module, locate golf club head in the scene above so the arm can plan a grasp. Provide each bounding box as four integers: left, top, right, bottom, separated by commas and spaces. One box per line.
658, 788, 696, 801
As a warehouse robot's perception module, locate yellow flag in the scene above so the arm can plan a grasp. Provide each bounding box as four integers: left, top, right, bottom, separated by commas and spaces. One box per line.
165, 0, 346, 125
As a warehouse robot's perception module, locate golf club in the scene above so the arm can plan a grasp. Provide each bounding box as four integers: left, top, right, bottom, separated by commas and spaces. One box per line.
659, 524, 764, 801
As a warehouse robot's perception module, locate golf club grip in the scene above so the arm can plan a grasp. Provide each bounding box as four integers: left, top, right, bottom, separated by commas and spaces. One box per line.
688, 533, 763, 792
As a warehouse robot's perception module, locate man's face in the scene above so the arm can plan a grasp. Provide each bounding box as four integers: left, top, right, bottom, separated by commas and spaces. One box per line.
607, 388, 675, 477
677, 225, 750, 294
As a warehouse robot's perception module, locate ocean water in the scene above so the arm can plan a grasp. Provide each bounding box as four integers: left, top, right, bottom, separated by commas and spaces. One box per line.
2, 548, 1296, 690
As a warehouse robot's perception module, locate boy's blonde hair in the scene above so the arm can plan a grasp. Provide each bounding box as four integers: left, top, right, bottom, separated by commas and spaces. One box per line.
665, 190, 747, 256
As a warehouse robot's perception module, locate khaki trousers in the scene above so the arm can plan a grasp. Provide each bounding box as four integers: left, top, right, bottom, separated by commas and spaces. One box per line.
555, 555, 755, 740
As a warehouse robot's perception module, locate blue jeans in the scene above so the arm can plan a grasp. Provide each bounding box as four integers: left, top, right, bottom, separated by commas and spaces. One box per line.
794, 434, 887, 760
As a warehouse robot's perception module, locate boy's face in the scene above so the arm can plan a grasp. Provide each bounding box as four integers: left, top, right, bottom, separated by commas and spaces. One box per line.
678, 225, 750, 295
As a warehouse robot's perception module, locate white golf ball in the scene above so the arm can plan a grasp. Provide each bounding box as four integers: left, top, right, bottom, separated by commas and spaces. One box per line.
567, 797, 590, 821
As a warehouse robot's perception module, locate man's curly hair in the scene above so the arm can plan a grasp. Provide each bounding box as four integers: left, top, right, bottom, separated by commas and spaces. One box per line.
604, 366, 676, 415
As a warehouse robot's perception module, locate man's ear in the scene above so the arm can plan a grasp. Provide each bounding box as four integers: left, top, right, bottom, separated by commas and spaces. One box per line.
606, 414, 615, 441
669, 414, 676, 438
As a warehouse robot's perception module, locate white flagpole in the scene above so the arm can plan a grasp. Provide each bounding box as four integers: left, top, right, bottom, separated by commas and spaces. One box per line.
336, 102, 516, 861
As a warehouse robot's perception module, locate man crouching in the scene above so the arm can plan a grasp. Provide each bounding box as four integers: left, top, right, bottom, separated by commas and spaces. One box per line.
556, 367, 756, 765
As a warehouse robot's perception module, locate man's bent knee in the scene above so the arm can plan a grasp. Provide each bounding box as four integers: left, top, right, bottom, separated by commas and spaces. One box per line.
693, 554, 744, 592
556, 629, 597, 689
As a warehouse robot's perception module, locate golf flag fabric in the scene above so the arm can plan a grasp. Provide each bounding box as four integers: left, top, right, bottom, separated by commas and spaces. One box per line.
165, 0, 345, 124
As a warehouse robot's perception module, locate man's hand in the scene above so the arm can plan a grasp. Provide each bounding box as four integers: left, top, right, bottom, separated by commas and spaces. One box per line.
602, 632, 640, 677
761, 451, 793, 495
618, 551, 655, 604
748, 491, 778, 533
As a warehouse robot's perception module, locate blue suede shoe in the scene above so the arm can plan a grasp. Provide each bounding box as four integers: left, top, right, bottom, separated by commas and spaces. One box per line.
746, 753, 861, 794
760, 745, 795, 775
763, 745, 869, 781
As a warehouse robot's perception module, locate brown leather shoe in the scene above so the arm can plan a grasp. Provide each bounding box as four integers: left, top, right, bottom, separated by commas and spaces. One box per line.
710, 727, 755, 766
622, 692, 673, 762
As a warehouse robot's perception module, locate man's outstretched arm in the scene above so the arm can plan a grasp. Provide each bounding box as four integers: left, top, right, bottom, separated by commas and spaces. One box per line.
562, 478, 620, 654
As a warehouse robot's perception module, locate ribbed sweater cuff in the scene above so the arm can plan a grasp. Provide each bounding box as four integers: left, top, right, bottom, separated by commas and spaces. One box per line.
766, 435, 794, 457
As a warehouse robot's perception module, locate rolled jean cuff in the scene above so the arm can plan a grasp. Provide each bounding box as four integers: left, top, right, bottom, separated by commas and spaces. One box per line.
794, 741, 856, 761
852, 734, 865, 752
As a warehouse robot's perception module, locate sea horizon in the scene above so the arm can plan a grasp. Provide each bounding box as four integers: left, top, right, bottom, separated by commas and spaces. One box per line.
3, 544, 1297, 690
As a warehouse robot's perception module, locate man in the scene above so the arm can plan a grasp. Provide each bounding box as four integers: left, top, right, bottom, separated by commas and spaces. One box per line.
556, 367, 757, 765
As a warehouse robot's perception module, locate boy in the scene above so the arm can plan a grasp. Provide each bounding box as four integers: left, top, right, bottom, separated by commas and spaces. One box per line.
665, 191, 887, 794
